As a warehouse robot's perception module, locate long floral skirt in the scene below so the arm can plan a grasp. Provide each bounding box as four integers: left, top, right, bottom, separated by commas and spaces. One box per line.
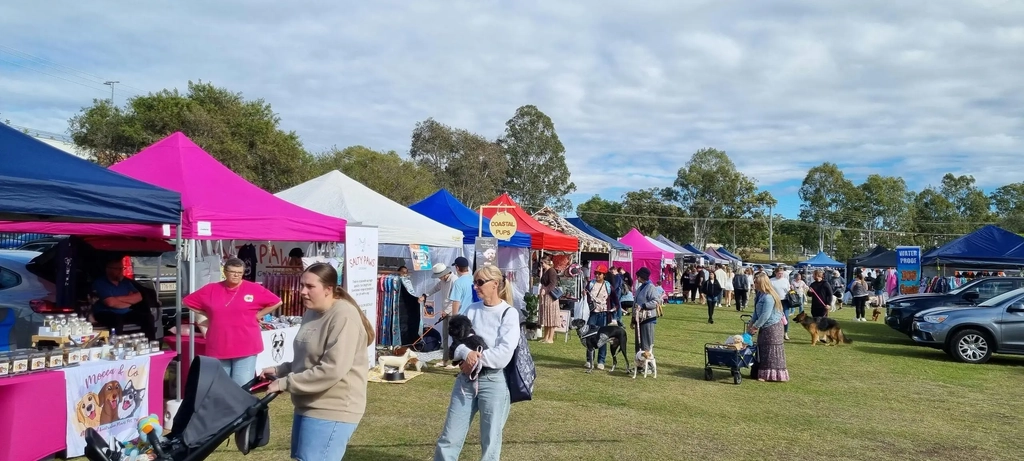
539, 288, 560, 327
757, 320, 790, 382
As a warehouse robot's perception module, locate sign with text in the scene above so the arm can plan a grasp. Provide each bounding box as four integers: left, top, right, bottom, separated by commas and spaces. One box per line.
488, 211, 518, 241
409, 244, 432, 271
64, 356, 151, 457
345, 225, 379, 366
234, 241, 313, 279
896, 246, 922, 295
475, 237, 498, 268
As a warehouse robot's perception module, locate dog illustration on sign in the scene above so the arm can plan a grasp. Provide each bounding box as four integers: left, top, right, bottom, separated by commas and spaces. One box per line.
271, 332, 286, 362
98, 381, 123, 425
75, 392, 102, 433
119, 381, 146, 420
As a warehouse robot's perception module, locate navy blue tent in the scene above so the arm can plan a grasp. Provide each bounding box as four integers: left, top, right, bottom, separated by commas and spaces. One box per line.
0, 123, 180, 223
796, 251, 845, 268
654, 235, 691, 254
923, 225, 1024, 266
566, 217, 630, 251
410, 189, 531, 247
717, 247, 743, 261
683, 243, 727, 263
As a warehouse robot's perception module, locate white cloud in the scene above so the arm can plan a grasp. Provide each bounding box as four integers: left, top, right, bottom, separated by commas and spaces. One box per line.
1, 0, 1023, 213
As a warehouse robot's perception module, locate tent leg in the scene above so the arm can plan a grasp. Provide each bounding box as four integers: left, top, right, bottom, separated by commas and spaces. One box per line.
173, 217, 183, 400
188, 239, 196, 366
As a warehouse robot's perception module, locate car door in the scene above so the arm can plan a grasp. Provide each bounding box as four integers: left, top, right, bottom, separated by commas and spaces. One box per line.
968, 279, 1019, 304
999, 294, 1024, 352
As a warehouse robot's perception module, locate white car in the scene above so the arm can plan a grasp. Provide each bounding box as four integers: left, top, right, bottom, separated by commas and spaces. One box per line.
0, 250, 57, 350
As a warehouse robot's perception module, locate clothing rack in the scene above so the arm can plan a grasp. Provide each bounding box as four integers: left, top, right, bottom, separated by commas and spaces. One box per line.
376, 273, 403, 347
263, 272, 305, 316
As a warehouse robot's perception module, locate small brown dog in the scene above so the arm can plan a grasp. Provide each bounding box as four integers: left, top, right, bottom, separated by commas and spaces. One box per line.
793, 312, 853, 346
871, 307, 882, 321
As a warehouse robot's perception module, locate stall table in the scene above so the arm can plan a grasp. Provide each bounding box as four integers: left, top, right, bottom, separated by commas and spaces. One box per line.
0, 351, 175, 461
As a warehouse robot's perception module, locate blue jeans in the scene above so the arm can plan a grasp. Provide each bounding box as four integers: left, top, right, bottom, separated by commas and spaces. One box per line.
219, 355, 257, 387
797, 295, 806, 313
291, 414, 358, 460
587, 312, 608, 364
435, 370, 511, 461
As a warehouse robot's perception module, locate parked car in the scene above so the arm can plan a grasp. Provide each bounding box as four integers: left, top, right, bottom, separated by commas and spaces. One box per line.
885, 277, 1024, 335
0, 250, 57, 350
911, 287, 1024, 364
131, 252, 185, 330
15, 236, 65, 253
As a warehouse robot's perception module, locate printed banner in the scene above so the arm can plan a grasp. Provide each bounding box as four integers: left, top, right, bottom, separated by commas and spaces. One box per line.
255, 326, 300, 373
408, 244, 433, 271
345, 225, 380, 367
475, 237, 498, 269
896, 246, 922, 295
64, 356, 151, 457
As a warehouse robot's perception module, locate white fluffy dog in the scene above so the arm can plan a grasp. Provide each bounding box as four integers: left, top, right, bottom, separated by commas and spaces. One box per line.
632, 349, 657, 379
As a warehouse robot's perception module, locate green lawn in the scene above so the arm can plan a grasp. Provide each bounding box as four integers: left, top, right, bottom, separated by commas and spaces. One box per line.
198, 304, 1024, 460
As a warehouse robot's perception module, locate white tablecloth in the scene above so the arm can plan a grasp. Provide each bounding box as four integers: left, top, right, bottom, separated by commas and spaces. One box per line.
254, 326, 300, 372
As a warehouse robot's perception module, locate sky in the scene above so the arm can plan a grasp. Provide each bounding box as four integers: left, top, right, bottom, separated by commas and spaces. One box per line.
2, 1, 1023, 219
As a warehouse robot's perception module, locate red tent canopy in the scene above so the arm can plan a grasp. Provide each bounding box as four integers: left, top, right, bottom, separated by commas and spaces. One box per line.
482, 194, 579, 251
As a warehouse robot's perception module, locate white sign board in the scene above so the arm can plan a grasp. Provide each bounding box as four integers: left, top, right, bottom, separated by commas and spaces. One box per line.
344, 225, 379, 367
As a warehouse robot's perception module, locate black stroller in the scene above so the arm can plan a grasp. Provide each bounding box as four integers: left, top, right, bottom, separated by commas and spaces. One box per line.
85, 356, 280, 461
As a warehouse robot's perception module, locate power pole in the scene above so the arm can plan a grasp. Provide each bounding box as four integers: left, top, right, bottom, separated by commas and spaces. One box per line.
104, 81, 119, 104
768, 203, 774, 260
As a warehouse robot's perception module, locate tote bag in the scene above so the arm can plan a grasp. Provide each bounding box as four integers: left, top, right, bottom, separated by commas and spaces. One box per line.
502, 307, 535, 403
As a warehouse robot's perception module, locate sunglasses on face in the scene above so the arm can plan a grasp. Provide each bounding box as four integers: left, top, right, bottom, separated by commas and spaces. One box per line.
474, 279, 493, 287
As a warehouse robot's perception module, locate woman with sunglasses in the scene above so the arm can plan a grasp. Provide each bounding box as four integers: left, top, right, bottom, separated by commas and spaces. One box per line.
435, 265, 519, 461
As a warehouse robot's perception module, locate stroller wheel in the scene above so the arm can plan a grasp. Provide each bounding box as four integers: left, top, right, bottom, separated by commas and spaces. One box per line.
733, 371, 742, 385
703, 367, 713, 381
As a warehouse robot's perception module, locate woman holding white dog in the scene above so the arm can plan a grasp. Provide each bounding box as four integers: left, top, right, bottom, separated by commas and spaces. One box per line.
435, 265, 520, 461
260, 263, 375, 460
748, 272, 789, 382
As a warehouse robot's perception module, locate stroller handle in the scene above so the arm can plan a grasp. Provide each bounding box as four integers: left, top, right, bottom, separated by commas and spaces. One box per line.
739, 314, 752, 323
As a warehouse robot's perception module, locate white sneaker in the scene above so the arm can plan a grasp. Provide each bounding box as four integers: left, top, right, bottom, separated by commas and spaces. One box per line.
597, 363, 605, 370
584, 362, 592, 369
784, 334, 790, 340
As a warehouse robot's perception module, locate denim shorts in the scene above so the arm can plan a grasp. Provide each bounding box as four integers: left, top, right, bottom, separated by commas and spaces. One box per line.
291, 414, 359, 460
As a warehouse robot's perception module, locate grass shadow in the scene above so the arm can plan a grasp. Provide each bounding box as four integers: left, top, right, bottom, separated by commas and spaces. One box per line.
346, 446, 429, 461
857, 344, 950, 362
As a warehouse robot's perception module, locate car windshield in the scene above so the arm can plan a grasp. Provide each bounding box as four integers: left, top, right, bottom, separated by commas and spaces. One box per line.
978, 288, 1024, 307
948, 278, 986, 295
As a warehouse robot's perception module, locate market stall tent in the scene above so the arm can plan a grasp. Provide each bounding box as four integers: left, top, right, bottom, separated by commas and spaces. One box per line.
483, 194, 579, 252
704, 246, 737, 264
715, 247, 744, 262
410, 190, 531, 247
0, 123, 180, 226
924, 225, 1024, 266
532, 207, 608, 254
566, 217, 632, 258
275, 170, 462, 248
795, 251, 845, 268
619, 228, 675, 290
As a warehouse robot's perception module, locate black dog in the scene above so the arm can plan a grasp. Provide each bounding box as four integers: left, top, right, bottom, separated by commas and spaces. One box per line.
569, 318, 631, 373
448, 315, 488, 365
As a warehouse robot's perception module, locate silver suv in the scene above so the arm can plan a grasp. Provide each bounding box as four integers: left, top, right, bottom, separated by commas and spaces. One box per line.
911, 287, 1024, 364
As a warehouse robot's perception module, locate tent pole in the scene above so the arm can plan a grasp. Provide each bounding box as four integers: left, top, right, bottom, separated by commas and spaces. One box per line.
173, 216, 183, 400
188, 238, 196, 365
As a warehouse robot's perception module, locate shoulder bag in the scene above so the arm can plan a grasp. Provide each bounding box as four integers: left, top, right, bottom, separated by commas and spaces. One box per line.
502, 307, 535, 403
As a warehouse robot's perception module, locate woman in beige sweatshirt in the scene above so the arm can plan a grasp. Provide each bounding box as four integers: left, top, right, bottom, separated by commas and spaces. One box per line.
261, 263, 375, 461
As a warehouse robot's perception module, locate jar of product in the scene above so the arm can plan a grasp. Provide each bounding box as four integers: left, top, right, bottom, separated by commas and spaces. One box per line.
150, 341, 161, 354
0, 352, 10, 377
112, 345, 125, 361
46, 349, 64, 368
11, 352, 29, 374
43, 315, 56, 332
30, 351, 47, 371
66, 347, 82, 365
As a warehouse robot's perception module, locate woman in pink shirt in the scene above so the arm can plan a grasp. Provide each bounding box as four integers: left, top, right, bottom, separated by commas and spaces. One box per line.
183, 258, 282, 385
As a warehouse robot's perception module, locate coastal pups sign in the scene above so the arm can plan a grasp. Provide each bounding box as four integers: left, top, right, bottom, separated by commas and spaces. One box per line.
489, 211, 518, 241
64, 356, 151, 457
344, 225, 379, 366
896, 246, 922, 295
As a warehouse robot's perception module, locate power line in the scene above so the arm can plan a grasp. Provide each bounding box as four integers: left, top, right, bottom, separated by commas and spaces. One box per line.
0, 56, 109, 93
0, 46, 144, 97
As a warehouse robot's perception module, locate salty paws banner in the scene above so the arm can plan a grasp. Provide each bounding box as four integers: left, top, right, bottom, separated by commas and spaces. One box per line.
64, 356, 150, 457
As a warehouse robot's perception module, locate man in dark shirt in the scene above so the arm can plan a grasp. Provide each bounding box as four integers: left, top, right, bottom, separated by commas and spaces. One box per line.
92, 258, 156, 339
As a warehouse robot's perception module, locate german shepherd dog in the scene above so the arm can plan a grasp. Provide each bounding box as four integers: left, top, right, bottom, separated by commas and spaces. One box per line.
793, 312, 853, 346
570, 318, 631, 373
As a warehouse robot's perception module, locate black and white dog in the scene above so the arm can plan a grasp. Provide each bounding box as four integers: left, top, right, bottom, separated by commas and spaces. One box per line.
570, 318, 631, 373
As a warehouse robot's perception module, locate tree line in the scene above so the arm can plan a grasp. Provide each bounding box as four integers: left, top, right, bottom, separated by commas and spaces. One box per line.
67, 81, 575, 212
66, 81, 1019, 262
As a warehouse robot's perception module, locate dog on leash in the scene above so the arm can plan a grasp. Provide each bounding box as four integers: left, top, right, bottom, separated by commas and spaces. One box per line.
570, 318, 631, 373
871, 307, 882, 321
793, 312, 853, 345
632, 349, 656, 379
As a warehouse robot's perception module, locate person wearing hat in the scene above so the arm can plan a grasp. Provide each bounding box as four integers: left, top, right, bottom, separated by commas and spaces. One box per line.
585, 265, 613, 370
420, 262, 457, 368
631, 267, 660, 354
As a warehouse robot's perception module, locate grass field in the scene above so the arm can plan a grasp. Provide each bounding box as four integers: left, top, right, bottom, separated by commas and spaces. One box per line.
186, 304, 1024, 460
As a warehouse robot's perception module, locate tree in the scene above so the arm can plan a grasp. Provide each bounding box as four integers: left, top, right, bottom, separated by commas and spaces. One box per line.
798, 163, 857, 252
575, 195, 627, 238
939, 173, 993, 235
991, 183, 1024, 233
499, 105, 576, 213
857, 175, 914, 249
310, 146, 437, 205
912, 187, 958, 246
409, 118, 507, 209
662, 148, 770, 249
68, 81, 313, 192
621, 189, 688, 239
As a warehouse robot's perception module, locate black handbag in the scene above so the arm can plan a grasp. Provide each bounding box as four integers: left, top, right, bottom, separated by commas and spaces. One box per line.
549, 287, 564, 301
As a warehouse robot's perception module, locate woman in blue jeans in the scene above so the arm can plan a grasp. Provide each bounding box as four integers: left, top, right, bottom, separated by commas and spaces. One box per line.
435, 265, 520, 461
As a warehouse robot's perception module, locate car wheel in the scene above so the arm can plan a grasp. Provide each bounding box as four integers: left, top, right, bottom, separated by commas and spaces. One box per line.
949, 329, 993, 364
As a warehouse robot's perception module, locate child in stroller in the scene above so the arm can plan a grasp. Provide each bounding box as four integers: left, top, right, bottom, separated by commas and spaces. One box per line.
85, 356, 280, 461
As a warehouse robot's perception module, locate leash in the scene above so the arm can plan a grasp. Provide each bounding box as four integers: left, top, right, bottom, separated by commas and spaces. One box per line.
399, 309, 446, 349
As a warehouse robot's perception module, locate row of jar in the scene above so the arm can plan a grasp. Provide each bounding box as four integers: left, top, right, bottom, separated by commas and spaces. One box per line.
0, 341, 162, 378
